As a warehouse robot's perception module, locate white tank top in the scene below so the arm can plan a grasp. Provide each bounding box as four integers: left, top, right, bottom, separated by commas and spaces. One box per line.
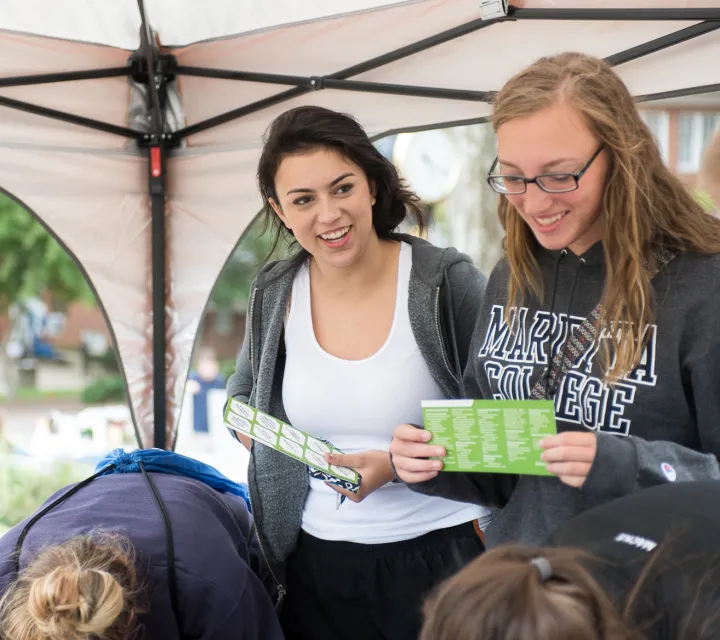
283, 242, 491, 544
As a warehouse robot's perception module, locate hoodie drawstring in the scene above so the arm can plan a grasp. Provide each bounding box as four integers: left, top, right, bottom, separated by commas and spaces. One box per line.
543, 255, 586, 399
443, 270, 465, 398
543, 249, 586, 400
539, 250, 567, 395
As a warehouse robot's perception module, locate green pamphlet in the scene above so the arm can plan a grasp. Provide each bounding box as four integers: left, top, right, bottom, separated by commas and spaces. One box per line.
224, 399, 361, 491
421, 399, 557, 475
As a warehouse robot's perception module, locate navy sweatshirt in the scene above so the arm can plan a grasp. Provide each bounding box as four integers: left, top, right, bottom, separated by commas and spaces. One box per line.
0, 473, 284, 639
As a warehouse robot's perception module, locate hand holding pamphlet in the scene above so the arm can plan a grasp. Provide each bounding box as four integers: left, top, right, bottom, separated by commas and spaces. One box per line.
421, 399, 557, 476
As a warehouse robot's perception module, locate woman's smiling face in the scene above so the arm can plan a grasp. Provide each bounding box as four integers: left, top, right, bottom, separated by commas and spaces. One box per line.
496, 100, 609, 255
270, 147, 377, 269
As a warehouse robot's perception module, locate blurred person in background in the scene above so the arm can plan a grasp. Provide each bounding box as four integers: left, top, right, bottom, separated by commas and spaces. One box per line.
187, 346, 227, 435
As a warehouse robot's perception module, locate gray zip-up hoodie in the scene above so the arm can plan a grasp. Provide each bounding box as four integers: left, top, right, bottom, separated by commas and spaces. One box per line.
226, 234, 487, 578
408, 241, 720, 548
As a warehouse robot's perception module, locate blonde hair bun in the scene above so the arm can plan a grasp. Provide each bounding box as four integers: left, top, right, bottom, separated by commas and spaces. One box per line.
27, 566, 124, 638
0, 534, 141, 640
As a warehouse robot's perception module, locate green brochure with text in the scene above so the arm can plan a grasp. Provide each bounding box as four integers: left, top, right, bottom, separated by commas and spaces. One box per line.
422, 399, 557, 475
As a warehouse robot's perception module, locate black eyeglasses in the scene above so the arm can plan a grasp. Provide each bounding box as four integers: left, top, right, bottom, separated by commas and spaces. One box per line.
486, 146, 604, 195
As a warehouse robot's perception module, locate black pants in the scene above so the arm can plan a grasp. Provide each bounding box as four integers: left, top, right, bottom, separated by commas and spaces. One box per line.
279, 521, 485, 640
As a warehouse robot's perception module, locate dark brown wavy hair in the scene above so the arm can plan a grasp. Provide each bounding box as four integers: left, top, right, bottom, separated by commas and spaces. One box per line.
256, 105, 427, 255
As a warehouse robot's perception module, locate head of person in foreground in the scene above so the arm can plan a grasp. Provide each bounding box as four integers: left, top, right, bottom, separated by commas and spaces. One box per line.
0, 533, 141, 640
420, 542, 720, 640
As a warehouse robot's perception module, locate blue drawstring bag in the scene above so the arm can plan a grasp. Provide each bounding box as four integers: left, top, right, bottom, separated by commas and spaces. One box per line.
95, 448, 251, 512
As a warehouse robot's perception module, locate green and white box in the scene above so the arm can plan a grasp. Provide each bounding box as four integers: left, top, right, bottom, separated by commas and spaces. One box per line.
224, 399, 361, 492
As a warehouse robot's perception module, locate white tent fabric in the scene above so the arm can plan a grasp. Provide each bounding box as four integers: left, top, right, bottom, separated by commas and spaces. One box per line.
1, 0, 719, 447
0, 0, 405, 49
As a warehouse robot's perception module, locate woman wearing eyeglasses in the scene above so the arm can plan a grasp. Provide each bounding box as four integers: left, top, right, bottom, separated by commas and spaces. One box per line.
390, 52, 720, 549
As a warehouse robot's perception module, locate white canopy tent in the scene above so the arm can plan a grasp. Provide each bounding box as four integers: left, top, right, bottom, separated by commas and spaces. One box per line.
1, 0, 718, 449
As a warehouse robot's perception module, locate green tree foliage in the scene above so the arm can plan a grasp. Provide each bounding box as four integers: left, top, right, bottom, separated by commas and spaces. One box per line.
0, 195, 289, 315
0, 195, 94, 313
0, 454, 93, 529
209, 215, 291, 310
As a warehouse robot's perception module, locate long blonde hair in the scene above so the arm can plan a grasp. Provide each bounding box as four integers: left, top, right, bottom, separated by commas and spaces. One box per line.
492, 52, 720, 381
0, 534, 142, 640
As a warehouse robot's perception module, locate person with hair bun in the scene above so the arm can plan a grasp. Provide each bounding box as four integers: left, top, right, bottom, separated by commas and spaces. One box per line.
420, 480, 720, 640
0, 464, 284, 640
2, 534, 139, 640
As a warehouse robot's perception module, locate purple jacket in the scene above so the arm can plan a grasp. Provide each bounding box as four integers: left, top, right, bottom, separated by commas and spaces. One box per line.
0, 473, 284, 639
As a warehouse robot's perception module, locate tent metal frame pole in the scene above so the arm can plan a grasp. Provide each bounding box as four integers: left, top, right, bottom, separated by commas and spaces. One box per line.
175, 66, 309, 87
337, 16, 503, 79
0, 94, 142, 139
148, 145, 167, 451
175, 66, 493, 102
508, 7, 720, 21
173, 16, 501, 139
1, 7, 711, 144
173, 86, 306, 140
605, 21, 720, 67
173, 5, 720, 141
0, 67, 130, 89
636, 83, 720, 103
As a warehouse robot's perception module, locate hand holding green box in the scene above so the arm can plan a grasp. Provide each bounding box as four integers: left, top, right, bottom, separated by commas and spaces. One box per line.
224, 399, 361, 491
421, 399, 557, 475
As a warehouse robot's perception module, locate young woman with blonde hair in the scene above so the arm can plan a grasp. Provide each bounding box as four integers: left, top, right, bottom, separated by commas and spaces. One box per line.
391, 52, 720, 548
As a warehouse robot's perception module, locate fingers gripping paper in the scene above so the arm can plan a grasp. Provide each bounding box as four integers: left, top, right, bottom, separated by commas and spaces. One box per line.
225, 399, 361, 493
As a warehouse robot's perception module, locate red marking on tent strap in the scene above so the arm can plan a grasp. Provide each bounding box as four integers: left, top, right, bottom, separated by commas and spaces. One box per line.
151, 147, 162, 178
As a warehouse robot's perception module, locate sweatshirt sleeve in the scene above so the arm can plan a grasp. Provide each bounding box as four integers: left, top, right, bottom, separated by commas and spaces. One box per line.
225, 279, 257, 402
582, 341, 720, 499
225, 296, 254, 404
405, 467, 518, 509
446, 260, 487, 374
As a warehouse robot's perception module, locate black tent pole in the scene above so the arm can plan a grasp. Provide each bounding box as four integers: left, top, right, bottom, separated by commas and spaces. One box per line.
136, 0, 169, 450
148, 143, 167, 451
0, 67, 130, 88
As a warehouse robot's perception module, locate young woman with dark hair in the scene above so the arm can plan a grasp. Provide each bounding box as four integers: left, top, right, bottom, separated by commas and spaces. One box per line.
226, 105, 490, 639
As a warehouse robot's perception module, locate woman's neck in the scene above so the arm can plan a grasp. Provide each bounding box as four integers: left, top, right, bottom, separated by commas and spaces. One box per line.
309, 236, 399, 297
